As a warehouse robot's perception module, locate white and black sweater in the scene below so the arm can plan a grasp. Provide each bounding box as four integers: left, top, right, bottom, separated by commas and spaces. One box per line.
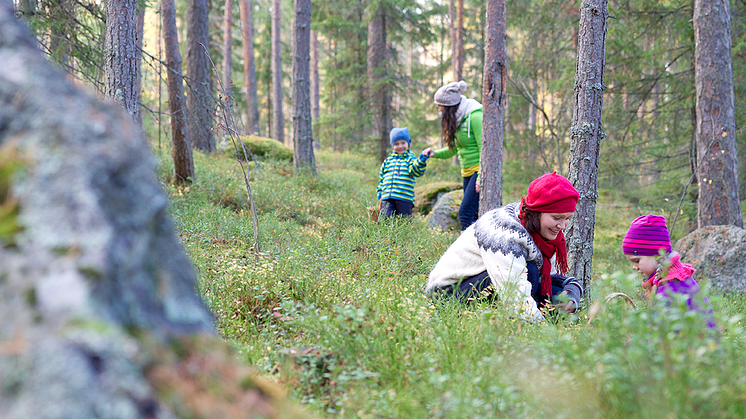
426, 202, 557, 320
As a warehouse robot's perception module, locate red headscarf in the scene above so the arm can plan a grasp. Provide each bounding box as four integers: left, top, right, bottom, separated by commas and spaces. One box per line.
519, 172, 578, 297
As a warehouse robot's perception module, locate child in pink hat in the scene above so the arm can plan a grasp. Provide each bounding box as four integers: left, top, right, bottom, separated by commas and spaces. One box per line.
622, 214, 714, 326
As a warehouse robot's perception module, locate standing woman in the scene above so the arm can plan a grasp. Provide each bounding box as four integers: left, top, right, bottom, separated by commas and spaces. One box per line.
423, 80, 483, 231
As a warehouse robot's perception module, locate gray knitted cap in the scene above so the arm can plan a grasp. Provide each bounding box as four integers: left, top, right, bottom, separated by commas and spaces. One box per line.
434, 80, 468, 106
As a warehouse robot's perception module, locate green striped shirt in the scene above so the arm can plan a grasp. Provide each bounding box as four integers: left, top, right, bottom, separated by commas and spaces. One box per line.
376, 150, 428, 204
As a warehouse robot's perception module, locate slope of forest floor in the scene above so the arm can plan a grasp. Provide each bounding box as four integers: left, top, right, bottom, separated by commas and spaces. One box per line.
155, 144, 746, 418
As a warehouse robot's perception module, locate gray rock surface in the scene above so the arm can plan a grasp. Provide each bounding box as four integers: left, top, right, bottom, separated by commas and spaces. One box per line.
426, 190, 463, 231
0, 7, 304, 419
676, 225, 746, 294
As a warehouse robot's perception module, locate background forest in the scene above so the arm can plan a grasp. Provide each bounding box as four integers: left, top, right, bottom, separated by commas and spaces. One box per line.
10, 0, 746, 417
16, 0, 746, 230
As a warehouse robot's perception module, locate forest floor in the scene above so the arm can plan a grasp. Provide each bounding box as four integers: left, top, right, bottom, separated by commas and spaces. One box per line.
155, 144, 746, 418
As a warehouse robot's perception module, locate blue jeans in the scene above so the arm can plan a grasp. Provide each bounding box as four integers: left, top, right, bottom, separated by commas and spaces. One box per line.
460, 173, 480, 230
438, 271, 495, 303
441, 262, 566, 307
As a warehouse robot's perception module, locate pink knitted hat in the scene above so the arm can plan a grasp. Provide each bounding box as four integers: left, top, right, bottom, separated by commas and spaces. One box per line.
622, 214, 672, 256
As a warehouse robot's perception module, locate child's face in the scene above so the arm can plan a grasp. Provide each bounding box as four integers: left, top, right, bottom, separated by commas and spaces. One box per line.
625, 254, 658, 279
393, 140, 409, 154
538, 212, 573, 241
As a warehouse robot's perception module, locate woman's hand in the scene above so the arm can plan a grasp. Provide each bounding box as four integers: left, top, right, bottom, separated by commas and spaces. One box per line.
549, 291, 576, 313
475, 177, 481, 193
421, 148, 435, 158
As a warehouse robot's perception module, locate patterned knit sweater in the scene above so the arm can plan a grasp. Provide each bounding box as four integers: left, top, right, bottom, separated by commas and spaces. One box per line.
426, 202, 557, 320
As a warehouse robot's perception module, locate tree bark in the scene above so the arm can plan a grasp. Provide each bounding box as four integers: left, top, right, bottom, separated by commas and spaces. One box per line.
272, 0, 285, 143
367, 4, 391, 162
162, 0, 195, 184
135, 4, 145, 126
734, 0, 746, 199
455, 0, 464, 81
223, 0, 234, 98
478, 0, 506, 215
105, 0, 139, 121
310, 29, 320, 121
694, 0, 742, 228
48, 0, 72, 67
187, 0, 214, 152
565, 0, 609, 298
292, 0, 316, 174
240, 0, 260, 135
449, 0, 456, 79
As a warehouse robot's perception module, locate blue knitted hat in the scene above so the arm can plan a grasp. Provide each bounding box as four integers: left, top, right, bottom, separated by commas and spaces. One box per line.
389, 127, 411, 147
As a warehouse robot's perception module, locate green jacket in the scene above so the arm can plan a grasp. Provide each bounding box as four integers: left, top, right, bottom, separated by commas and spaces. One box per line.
432, 98, 483, 176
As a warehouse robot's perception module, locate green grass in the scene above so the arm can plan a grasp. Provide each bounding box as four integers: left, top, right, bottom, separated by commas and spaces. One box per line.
155, 144, 746, 418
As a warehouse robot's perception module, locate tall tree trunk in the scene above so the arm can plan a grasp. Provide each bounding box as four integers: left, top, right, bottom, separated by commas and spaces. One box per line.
478, 0, 506, 215
566, 0, 609, 298
449, 0, 456, 79
272, 0, 284, 143
240, 0, 260, 135
455, 0, 464, 81
48, 0, 71, 67
292, 0, 316, 174
367, 4, 391, 162
310, 29, 320, 150
135, 5, 145, 126
222, 0, 234, 139
694, 0, 742, 228
105, 0, 139, 121
162, 0, 195, 184
310, 29, 320, 121
187, 0, 214, 152
223, 0, 234, 97
733, 0, 746, 198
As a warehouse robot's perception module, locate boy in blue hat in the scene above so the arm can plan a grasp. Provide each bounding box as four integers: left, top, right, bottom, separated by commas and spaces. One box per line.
376, 127, 430, 217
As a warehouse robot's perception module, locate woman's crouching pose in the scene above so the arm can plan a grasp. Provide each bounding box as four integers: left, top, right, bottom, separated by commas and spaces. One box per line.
425, 172, 583, 321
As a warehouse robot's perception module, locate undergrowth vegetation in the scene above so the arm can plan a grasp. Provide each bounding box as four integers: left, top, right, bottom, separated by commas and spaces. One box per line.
155, 144, 746, 418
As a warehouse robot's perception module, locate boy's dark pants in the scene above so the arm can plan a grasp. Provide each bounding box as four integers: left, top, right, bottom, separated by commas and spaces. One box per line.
381, 199, 414, 217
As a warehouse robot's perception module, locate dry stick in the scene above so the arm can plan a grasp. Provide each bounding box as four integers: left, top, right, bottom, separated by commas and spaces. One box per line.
199, 42, 260, 255
669, 114, 718, 234
605, 292, 637, 309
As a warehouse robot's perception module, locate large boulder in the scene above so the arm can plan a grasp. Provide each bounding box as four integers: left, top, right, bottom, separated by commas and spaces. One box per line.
414, 181, 461, 215
676, 225, 746, 294
0, 7, 306, 419
426, 190, 463, 231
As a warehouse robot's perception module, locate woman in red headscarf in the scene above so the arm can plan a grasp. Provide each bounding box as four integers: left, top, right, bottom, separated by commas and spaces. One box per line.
425, 172, 583, 321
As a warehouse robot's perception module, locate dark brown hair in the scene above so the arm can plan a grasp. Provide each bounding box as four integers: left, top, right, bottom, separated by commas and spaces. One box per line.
520, 201, 542, 234
440, 104, 459, 150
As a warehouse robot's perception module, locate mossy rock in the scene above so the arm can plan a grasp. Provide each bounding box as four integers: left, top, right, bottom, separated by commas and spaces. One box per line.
426, 190, 463, 231
234, 135, 293, 162
414, 181, 462, 215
